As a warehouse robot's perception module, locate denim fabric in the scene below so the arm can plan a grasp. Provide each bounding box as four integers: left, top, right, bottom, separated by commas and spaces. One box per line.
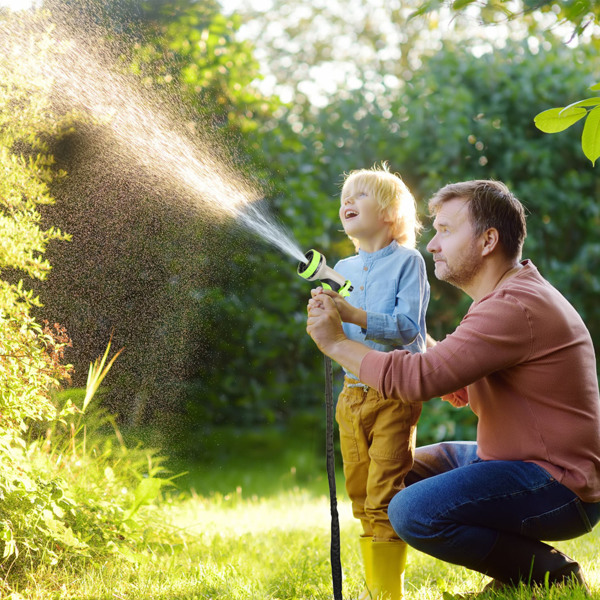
388, 442, 600, 569
334, 241, 430, 382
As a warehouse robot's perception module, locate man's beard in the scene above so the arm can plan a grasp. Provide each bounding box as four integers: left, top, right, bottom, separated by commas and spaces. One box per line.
434, 242, 482, 289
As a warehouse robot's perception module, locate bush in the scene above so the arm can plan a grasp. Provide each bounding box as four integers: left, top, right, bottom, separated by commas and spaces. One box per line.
0, 15, 176, 591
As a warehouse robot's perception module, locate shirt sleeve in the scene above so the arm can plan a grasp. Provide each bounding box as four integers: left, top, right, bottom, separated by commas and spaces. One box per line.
359, 290, 533, 402
364, 254, 428, 348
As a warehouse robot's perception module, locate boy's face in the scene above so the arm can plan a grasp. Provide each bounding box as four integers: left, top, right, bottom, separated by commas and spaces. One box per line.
339, 183, 389, 241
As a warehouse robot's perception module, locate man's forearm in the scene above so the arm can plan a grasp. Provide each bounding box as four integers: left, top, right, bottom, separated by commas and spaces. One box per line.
326, 338, 373, 376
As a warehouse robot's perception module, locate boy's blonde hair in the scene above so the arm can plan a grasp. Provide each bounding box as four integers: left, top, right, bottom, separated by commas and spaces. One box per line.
341, 162, 421, 250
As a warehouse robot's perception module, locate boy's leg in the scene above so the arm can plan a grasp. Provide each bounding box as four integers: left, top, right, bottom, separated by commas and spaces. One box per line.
357, 393, 421, 599
335, 381, 372, 535
388, 456, 600, 586
336, 383, 380, 597
365, 394, 421, 541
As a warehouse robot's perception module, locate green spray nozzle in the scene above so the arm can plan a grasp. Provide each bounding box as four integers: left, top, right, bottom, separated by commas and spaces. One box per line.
297, 249, 353, 297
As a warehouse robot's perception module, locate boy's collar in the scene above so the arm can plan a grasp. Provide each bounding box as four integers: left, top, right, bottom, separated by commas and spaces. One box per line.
358, 240, 399, 261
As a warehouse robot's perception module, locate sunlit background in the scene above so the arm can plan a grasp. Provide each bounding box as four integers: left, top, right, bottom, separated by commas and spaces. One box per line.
2, 0, 600, 597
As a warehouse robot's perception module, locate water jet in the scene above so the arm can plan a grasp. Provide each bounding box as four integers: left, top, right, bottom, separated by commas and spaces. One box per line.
0, 4, 307, 265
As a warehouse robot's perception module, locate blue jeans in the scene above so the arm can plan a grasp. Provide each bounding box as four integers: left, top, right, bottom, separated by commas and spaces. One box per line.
388, 442, 600, 572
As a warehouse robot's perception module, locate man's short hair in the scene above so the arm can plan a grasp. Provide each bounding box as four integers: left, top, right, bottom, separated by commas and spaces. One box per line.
429, 180, 527, 260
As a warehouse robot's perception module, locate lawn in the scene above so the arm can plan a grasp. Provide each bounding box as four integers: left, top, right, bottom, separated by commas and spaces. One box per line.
10, 423, 600, 600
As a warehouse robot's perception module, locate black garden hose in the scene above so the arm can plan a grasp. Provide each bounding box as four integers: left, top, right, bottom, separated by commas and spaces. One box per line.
324, 355, 343, 600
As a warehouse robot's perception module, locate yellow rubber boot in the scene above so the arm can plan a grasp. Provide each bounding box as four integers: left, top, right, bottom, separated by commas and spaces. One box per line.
358, 536, 373, 600
368, 540, 408, 600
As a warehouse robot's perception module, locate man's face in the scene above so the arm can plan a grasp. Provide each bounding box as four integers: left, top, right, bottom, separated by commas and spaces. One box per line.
426, 197, 483, 289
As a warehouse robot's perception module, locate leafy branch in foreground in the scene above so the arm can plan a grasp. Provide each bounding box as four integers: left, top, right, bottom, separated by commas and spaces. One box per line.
535, 84, 600, 166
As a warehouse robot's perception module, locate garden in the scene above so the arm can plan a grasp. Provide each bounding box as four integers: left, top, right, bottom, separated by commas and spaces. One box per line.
1, 0, 600, 598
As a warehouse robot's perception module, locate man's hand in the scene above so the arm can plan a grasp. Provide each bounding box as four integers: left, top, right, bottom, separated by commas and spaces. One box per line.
311, 287, 367, 328
307, 290, 373, 375
307, 291, 347, 355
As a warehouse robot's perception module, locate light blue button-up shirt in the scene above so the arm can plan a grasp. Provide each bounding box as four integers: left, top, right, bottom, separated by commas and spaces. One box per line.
334, 241, 430, 380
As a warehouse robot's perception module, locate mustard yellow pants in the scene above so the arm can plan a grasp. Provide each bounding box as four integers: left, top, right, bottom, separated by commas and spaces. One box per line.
336, 377, 421, 541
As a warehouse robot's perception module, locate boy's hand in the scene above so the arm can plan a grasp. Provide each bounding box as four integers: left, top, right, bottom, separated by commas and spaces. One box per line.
318, 288, 367, 329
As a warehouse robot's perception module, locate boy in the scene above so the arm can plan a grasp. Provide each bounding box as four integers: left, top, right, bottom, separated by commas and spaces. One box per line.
314, 163, 429, 599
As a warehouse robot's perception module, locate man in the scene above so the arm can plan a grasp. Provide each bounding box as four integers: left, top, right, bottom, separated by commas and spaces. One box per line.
306, 180, 600, 592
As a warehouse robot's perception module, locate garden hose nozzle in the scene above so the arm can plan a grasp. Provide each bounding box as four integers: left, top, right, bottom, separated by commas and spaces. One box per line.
297, 249, 353, 297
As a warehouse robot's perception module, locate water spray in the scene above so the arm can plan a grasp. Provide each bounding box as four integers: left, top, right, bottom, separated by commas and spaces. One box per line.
0, 11, 307, 266
297, 248, 349, 600
297, 249, 353, 297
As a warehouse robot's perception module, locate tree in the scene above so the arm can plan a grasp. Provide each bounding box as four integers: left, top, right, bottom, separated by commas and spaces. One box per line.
224, 0, 474, 107
407, 0, 600, 164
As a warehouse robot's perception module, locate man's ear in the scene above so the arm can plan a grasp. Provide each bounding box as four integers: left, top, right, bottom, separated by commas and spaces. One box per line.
481, 228, 500, 256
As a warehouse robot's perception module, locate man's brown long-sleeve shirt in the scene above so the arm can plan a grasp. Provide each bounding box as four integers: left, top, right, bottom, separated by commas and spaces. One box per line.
359, 260, 600, 502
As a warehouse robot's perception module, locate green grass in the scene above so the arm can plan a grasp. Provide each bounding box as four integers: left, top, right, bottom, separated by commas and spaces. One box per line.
10, 423, 600, 600
171, 420, 336, 499
13, 490, 600, 600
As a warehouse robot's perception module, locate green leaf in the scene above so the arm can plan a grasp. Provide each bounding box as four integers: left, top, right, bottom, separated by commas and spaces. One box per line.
590, 82, 600, 92
83, 338, 123, 413
407, 0, 442, 19
534, 107, 586, 133
122, 477, 165, 522
453, 0, 478, 9
562, 97, 600, 111
581, 106, 600, 166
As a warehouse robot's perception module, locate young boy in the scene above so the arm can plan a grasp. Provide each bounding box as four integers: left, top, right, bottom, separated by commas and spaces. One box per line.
313, 163, 429, 599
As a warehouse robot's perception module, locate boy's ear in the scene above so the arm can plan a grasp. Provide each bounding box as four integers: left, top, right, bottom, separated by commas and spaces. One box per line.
381, 205, 394, 222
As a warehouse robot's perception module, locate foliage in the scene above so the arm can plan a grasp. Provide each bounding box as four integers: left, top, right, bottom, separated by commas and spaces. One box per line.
521, 0, 600, 37
410, 0, 600, 39
129, 0, 271, 130
535, 84, 600, 165
408, 0, 600, 163
0, 336, 178, 589
5, 381, 176, 580
0, 15, 175, 593
0, 16, 72, 433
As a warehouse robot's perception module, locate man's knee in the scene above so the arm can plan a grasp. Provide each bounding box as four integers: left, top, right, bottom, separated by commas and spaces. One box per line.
388, 486, 430, 545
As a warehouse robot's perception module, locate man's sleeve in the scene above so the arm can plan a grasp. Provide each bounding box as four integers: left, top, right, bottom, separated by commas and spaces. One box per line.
359, 291, 532, 403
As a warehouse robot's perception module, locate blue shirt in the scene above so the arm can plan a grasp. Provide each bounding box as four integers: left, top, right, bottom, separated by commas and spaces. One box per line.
334, 241, 430, 380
